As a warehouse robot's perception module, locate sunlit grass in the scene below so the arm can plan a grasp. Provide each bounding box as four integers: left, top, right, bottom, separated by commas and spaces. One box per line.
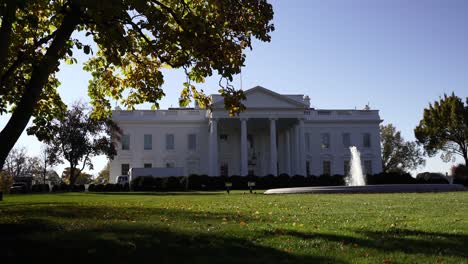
0, 191, 467, 263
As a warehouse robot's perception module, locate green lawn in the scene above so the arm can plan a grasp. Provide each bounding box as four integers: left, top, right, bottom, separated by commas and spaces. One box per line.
0, 191, 467, 263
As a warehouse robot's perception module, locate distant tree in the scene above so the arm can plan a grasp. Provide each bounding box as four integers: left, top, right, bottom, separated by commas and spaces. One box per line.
95, 162, 110, 184
0, 0, 274, 172
30, 102, 119, 185
415, 93, 468, 166
2, 147, 39, 179
46, 170, 61, 185
0, 171, 13, 193
61, 167, 93, 185
36, 145, 58, 184
381, 124, 425, 173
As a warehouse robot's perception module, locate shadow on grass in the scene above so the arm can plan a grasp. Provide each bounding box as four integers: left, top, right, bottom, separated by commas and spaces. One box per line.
92, 191, 226, 196
0, 203, 256, 223
261, 228, 468, 259
0, 219, 345, 263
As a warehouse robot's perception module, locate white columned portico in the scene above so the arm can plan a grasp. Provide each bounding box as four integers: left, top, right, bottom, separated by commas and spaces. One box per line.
209, 118, 218, 176
285, 130, 291, 175
269, 118, 278, 176
299, 118, 306, 176
240, 118, 248, 176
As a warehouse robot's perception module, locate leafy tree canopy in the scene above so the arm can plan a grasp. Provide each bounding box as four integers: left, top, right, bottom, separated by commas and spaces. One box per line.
380, 124, 425, 173
61, 167, 93, 185
414, 93, 468, 166
32, 102, 119, 185
0, 0, 274, 168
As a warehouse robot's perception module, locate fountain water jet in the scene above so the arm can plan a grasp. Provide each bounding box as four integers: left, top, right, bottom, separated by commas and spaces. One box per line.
346, 146, 366, 186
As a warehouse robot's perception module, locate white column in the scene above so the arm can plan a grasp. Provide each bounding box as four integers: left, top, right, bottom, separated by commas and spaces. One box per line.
209, 118, 218, 176
299, 119, 306, 176
289, 128, 295, 175
240, 118, 248, 176
293, 125, 300, 175
285, 130, 291, 175
269, 118, 278, 176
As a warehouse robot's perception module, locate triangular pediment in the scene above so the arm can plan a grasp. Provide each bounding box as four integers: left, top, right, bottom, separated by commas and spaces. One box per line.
213, 86, 308, 109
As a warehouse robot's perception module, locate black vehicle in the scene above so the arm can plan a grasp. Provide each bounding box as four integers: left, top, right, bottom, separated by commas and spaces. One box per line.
10, 183, 28, 194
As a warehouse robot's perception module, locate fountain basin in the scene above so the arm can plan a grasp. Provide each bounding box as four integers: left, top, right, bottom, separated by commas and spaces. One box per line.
264, 184, 467, 194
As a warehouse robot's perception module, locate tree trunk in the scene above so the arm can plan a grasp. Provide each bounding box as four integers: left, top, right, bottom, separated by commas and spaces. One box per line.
0, 7, 81, 170
69, 165, 77, 186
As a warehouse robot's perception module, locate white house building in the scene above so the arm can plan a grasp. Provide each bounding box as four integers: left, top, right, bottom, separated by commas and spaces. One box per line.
110, 86, 383, 183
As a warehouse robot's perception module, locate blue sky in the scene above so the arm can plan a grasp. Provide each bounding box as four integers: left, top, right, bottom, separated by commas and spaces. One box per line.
1, 0, 467, 176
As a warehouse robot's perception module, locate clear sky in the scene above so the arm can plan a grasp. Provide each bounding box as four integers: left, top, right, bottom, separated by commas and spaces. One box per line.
1, 0, 467, 177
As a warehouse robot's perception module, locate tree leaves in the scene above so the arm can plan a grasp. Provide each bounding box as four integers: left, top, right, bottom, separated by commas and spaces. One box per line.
381, 124, 425, 172
414, 93, 468, 166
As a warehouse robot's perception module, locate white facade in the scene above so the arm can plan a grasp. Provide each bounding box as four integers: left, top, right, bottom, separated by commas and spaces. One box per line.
110, 86, 383, 183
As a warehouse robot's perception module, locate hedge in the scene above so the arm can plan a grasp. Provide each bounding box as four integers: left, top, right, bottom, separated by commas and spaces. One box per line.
31, 184, 50, 193
84, 172, 457, 193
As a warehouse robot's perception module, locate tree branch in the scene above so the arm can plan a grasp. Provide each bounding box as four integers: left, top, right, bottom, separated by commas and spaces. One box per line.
0, 1, 17, 76
154, 1, 184, 29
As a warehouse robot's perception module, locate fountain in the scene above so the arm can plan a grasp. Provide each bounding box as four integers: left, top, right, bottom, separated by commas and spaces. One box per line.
346, 146, 365, 186
264, 147, 466, 194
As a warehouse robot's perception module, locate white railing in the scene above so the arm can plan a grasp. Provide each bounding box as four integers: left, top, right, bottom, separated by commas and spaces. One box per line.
308, 109, 380, 120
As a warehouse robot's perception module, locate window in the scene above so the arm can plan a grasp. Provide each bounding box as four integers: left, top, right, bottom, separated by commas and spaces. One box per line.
220, 134, 228, 141
306, 160, 311, 176
144, 163, 152, 168
122, 134, 130, 150
121, 164, 129, 175
342, 133, 351, 148
166, 134, 175, 150
188, 134, 197, 151
364, 160, 373, 175
220, 163, 229, 177
344, 160, 350, 176
322, 161, 331, 176
144, 134, 152, 150
363, 133, 371, 148
165, 162, 175, 168
321, 133, 330, 149
305, 133, 311, 152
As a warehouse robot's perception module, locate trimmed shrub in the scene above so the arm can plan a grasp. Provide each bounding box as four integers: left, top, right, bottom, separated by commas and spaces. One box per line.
369, 172, 417, 184
451, 164, 468, 186
290, 175, 307, 187
317, 174, 345, 186
70, 184, 85, 192
131, 176, 163, 191
415, 172, 448, 184
31, 184, 50, 193
52, 183, 70, 192
88, 184, 96, 192
165, 176, 184, 191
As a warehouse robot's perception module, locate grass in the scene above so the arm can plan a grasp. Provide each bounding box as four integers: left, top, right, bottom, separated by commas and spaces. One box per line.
0, 191, 467, 263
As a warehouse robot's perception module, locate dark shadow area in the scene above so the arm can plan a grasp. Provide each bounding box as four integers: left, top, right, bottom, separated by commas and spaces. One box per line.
260, 228, 468, 259
0, 218, 345, 264
92, 191, 225, 196
0, 204, 257, 223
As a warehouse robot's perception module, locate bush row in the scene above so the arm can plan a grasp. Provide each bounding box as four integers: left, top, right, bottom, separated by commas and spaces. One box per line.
126, 172, 451, 192
31, 184, 50, 193
51, 184, 85, 192
88, 183, 130, 192
30, 172, 455, 194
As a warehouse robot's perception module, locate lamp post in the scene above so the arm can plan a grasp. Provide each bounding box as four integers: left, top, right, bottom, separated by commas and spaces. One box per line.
248, 181, 256, 194
225, 182, 232, 194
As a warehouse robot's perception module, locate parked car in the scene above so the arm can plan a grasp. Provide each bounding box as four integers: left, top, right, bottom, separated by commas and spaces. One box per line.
10, 183, 28, 194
